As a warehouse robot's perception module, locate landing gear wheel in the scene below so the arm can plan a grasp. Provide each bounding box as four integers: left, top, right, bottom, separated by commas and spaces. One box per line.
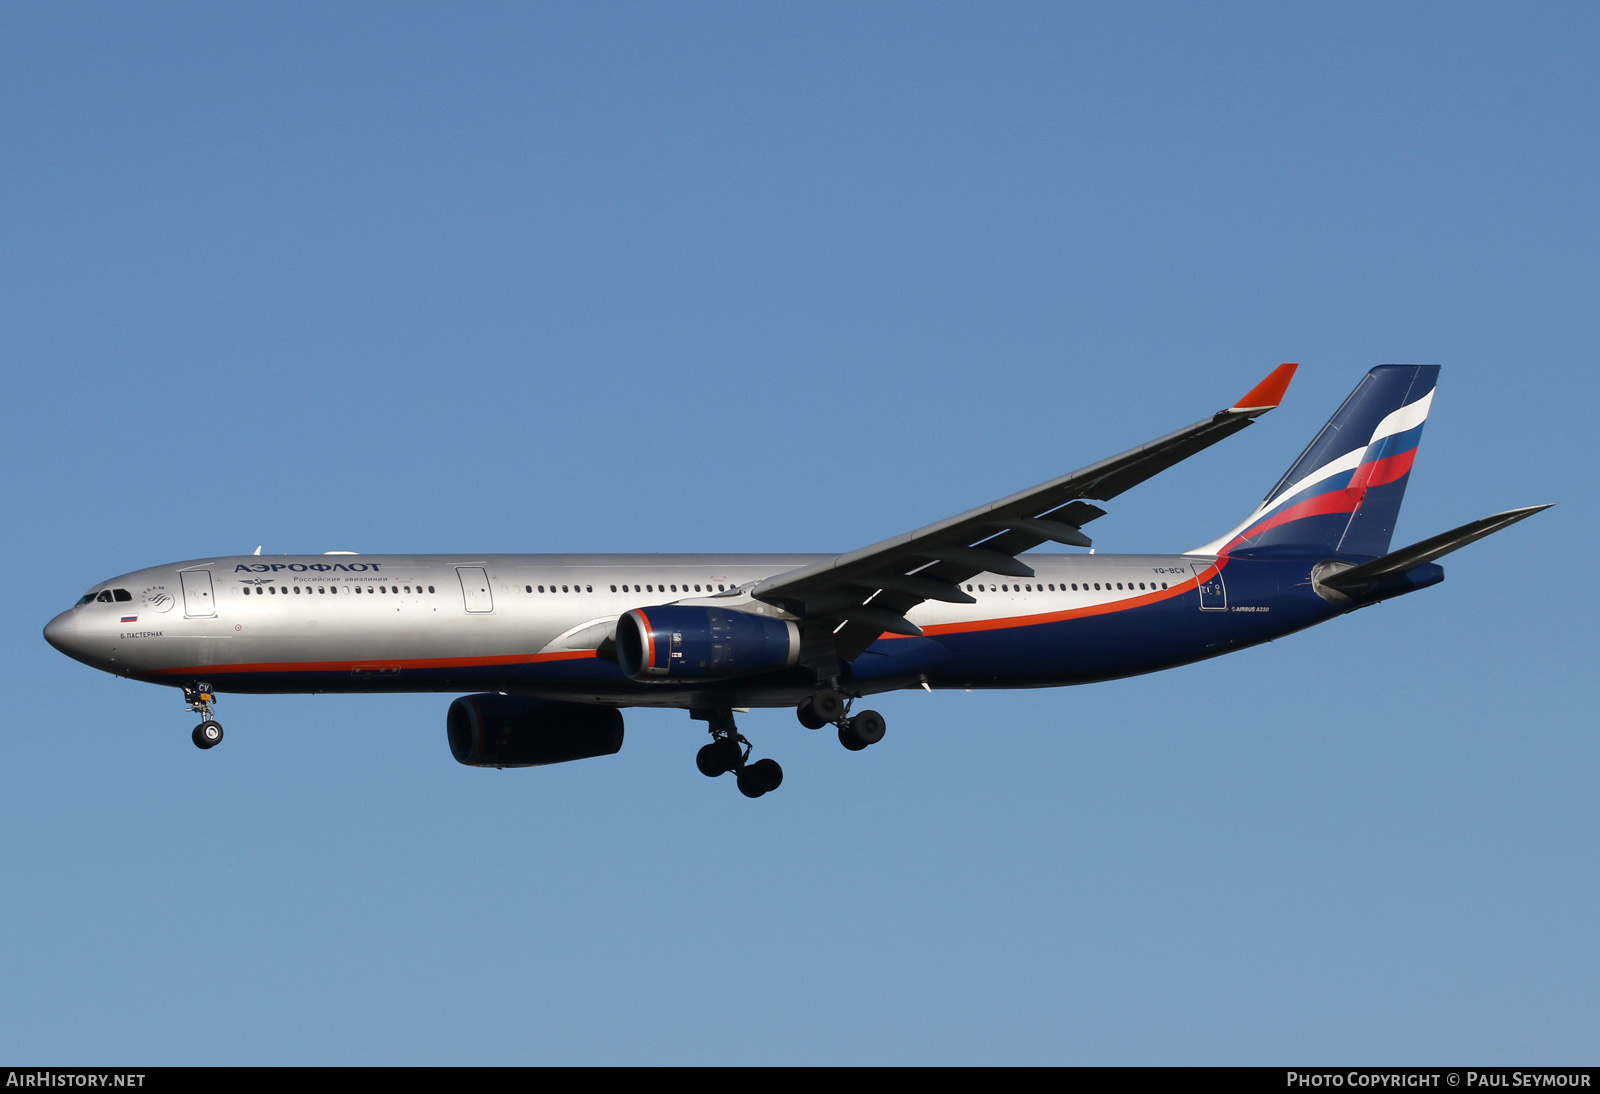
796, 697, 829, 730
810, 689, 845, 724
696, 738, 742, 777
838, 710, 886, 751
192, 721, 224, 750
737, 758, 783, 798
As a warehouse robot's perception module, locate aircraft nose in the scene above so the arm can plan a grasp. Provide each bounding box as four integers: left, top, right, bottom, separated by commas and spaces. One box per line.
43, 610, 82, 656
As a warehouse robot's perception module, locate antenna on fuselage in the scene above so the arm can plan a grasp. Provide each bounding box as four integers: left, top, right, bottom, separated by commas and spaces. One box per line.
253, 546, 262, 556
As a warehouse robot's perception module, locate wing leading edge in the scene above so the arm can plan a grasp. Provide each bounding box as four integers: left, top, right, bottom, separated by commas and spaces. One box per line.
750, 363, 1299, 663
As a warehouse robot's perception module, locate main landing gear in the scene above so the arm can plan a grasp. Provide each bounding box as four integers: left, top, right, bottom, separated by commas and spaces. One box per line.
185, 683, 224, 750
797, 687, 887, 752
692, 708, 783, 799
691, 688, 885, 800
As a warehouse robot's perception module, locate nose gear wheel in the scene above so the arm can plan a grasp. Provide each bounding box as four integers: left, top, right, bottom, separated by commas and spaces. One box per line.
184, 684, 225, 751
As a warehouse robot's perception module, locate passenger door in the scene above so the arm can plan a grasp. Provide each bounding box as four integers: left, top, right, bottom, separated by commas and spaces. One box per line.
456, 567, 494, 613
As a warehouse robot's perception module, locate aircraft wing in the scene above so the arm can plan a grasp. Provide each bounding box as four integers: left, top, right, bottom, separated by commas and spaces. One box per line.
749, 363, 1299, 662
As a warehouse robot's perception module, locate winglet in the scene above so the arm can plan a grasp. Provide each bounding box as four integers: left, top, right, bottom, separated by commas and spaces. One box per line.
1228, 362, 1298, 416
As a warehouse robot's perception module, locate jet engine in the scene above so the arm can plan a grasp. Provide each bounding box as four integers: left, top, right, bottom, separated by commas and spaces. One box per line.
615, 605, 800, 681
447, 694, 624, 768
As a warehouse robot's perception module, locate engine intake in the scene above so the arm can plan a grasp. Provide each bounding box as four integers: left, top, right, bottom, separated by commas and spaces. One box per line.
447, 694, 624, 768
616, 605, 800, 681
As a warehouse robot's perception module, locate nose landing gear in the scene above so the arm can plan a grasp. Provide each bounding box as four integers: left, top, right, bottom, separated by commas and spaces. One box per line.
185, 683, 224, 750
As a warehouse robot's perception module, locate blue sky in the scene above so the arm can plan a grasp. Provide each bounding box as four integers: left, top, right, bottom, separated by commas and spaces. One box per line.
2, 3, 1595, 1064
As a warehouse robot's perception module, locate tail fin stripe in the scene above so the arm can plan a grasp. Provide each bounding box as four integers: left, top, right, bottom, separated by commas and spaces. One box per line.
1188, 365, 1440, 558
1195, 444, 1373, 554
1223, 442, 1422, 551
1367, 389, 1435, 451
1261, 396, 1432, 512
1353, 445, 1419, 492
1223, 488, 1371, 549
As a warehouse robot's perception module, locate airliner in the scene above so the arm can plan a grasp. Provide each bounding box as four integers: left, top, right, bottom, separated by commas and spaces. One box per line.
44, 364, 1546, 798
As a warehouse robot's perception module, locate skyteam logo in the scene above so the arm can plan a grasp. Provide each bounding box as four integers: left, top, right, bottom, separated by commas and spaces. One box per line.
140, 585, 175, 613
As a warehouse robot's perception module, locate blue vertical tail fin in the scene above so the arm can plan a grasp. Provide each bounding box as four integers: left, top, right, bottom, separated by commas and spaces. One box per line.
1192, 365, 1440, 558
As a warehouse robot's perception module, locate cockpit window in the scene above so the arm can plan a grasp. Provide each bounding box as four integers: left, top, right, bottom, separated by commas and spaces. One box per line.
113, 589, 132, 602
96, 590, 114, 603
75, 593, 97, 606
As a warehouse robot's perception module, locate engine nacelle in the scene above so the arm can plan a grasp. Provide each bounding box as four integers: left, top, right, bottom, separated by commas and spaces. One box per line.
447, 694, 624, 768
615, 605, 800, 681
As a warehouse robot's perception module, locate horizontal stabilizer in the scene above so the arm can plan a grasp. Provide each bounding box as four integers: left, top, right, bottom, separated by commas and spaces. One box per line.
1319, 505, 1551, 592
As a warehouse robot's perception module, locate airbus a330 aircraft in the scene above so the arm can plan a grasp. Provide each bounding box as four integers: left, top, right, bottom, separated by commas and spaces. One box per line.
45, 364, 1546, 798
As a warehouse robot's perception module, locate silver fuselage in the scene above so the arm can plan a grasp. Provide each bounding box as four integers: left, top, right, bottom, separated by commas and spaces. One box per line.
44, 551, 1245, 708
